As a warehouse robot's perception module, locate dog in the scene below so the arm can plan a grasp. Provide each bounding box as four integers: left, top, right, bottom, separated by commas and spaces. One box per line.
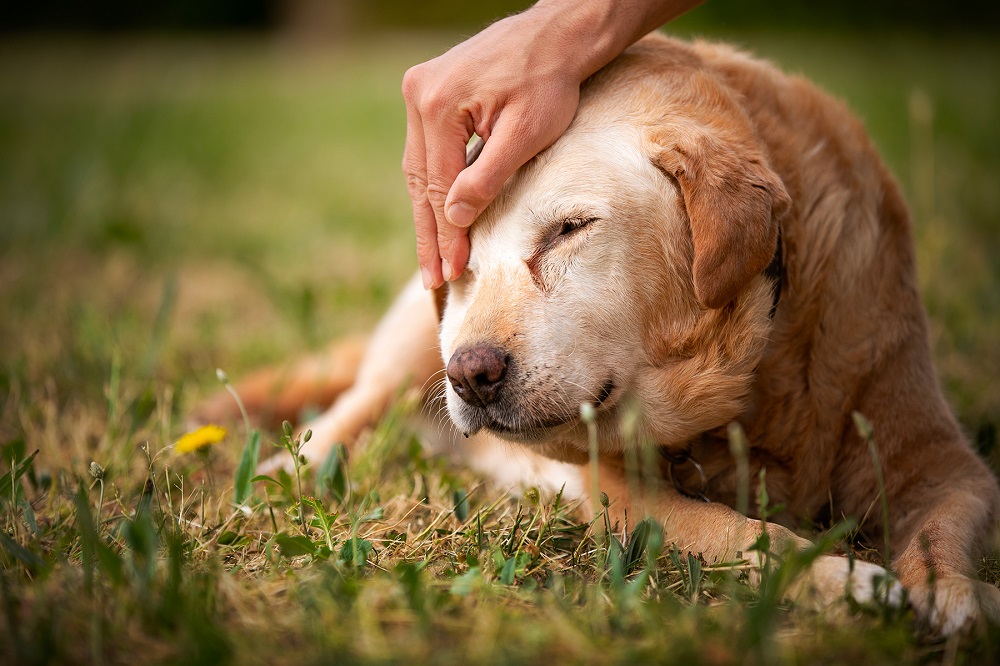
195, 33, 1000, 634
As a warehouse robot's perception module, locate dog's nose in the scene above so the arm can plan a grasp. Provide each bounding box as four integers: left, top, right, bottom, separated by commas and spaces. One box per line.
447, 344, 508, 407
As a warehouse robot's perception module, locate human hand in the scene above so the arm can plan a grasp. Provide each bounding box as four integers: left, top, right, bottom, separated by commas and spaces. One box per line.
402, 8, 583, 289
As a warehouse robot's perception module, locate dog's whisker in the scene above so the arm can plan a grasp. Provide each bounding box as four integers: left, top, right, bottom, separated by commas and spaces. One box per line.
418, 367, 448, 397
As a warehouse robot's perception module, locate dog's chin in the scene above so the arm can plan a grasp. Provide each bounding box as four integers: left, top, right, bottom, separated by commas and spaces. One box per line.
449, 405, 576, 443
446, 380, 617, 444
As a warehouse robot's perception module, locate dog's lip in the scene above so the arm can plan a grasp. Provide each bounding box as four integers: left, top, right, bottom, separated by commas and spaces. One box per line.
464, 412, 571, 438
457, 379, 616, 439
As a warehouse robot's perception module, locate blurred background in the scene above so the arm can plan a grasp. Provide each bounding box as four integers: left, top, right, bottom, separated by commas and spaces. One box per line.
1, 2, 998, 460
3, 0, 999, 32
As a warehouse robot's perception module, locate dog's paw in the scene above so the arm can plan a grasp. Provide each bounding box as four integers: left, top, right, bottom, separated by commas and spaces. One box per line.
908, 575, 1000, 636
790, 555, 903, 610
256, 450, 297, 478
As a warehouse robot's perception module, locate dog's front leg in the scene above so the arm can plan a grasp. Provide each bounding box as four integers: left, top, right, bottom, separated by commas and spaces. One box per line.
258, 273, 444, 474
596, 462, 900, 610
888, 460, 1000, 635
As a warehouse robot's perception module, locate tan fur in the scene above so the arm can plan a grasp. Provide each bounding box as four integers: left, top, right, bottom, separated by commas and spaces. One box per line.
192, 336, 367, 428
200, 35, 999, 634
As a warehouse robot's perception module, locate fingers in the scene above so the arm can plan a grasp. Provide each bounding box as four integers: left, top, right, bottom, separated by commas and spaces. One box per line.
444, 91, 580, 231
435, 122, 531, 282
403, 64, 475, 288
412, 102, 578, 285
446, 116, 540, 222
403, 100, 443, 289
401, 10, 583, 288
422, 111, 474, 283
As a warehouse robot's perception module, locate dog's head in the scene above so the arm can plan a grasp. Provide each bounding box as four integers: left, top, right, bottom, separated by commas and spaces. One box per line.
440, 39, 790, 458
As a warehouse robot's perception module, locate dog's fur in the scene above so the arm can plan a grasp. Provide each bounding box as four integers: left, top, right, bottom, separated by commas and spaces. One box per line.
197, 34, 1000, 634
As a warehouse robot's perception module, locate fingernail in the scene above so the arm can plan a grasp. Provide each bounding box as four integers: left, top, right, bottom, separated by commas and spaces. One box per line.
421, 266, 433, 290
446, 202, 477, 227
441, 259, 454, 282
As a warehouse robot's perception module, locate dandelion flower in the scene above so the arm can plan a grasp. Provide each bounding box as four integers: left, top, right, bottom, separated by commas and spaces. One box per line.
174, 425, 227, 453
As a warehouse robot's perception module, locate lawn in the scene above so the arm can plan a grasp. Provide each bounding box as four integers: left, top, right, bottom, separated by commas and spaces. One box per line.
1, 29, 999, 664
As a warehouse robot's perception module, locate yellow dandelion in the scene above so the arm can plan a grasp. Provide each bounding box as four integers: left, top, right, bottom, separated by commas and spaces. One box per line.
174, 425, 228, 453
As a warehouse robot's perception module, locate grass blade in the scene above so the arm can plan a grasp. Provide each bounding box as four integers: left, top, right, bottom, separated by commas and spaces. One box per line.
234, 430, 261, 506
0, 531, 49, 575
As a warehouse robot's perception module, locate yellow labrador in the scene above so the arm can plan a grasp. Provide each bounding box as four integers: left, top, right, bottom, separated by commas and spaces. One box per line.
199, 34, 1000, 634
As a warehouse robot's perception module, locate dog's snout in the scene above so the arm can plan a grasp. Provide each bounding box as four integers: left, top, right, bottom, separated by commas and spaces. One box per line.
447, 345, 509, 407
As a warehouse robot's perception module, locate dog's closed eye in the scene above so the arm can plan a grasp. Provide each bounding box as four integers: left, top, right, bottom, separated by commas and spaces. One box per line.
558, 217, 597, 237
547, 217, 598, 253
526, 216, 599, 290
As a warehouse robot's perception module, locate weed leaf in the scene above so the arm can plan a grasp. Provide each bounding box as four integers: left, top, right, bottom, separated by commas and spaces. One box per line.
234, 429, 261, 506
340, 538, 373, 568
500, 555, 517, 585
275, 533, 318, 558
624, 517, 659, 576
450, 566, 482, 596
316, 443, 348, 504
453, 488, 470, 522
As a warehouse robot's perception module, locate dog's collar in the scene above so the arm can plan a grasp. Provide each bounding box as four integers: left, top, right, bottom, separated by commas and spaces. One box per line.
658, 447, 711, 502
765, 226, 784, 318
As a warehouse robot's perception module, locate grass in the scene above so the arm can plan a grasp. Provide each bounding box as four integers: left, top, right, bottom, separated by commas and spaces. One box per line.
1, 28, 999, 664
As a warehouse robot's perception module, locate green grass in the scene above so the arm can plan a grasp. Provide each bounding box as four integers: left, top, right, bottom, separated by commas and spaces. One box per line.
1, 30, 999, 664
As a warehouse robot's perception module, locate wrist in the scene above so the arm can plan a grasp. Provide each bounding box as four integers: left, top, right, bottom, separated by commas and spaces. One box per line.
518, 0, 620, 82
525, 0, 701, 81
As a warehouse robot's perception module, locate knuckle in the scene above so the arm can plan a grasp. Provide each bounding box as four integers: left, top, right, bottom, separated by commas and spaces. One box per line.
401, 65, 424, 100
405, 172, 428, 197
422, 88, 448, 114
414, 231, 437, 254
404, 170, 426, 189
406, 170, 452, 218
402, 65, 449, 114
424, 181, 450, 208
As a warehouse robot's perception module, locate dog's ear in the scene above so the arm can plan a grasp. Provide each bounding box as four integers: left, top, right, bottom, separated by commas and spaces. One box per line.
432, 284, 448, 325
466, 137, 485, 167
654, 126, 790, 309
